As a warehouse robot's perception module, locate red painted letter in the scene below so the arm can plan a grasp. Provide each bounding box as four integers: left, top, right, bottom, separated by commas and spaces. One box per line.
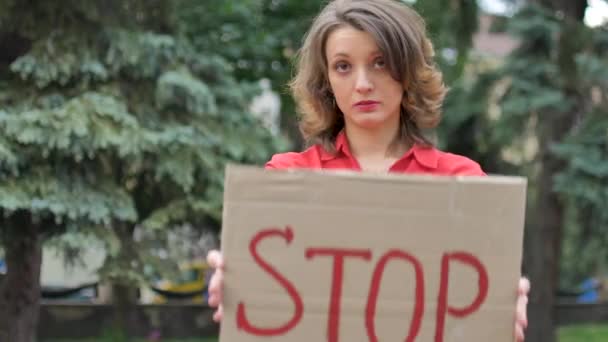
305, 248, 372, 342
366, 249, 425, 342
236, 226, 303, 336
435, 252, 489, 342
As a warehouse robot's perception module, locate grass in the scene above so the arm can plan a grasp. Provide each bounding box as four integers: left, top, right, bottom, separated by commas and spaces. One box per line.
558, 324, 608, 342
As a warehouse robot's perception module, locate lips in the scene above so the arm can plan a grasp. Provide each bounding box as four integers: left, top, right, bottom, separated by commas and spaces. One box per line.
355, 100, 380, 106
354, 100, 380, 111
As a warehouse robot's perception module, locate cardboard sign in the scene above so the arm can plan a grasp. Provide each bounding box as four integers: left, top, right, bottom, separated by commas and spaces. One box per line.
219, 165, 526, 342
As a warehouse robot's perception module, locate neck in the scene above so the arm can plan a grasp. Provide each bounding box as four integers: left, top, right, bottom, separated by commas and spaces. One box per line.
344, 120, 406, 160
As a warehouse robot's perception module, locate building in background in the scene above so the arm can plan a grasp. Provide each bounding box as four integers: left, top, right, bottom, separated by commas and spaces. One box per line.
472, 13, 519, 59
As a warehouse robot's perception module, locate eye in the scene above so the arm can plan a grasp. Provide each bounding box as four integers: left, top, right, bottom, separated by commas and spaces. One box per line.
373, 57, 386, 69
333, 61, 351, 73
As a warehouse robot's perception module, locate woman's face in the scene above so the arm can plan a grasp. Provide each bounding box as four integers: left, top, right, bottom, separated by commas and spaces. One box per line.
325, 25, 404, 132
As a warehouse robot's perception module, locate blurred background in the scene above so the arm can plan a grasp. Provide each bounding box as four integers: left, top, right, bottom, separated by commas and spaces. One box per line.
0, 0, 606, 341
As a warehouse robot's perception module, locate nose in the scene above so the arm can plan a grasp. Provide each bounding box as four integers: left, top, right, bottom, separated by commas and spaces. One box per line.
354, 68, 373, 94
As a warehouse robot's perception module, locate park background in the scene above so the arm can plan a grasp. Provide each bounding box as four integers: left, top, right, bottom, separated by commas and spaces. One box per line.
0, 0, 607, 341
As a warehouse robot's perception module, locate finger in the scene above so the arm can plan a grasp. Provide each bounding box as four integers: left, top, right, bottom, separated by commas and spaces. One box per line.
519, 277, 531, 295
207, 250, 224, 269
208, 290, 221, 307
213, 304, 224, 322
208, 269, 224, 294
514, 323, 524, 342
516, 292, 528, 328
516, 278, 529, 329
207, 269, 224, 306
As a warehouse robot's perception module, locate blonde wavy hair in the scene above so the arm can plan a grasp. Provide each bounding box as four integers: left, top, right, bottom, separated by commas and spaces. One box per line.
290, 0, 447, 152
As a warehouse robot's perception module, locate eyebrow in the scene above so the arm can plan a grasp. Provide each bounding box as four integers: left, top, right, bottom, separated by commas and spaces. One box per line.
331, 52, 350, 59
330, 50, 383, 59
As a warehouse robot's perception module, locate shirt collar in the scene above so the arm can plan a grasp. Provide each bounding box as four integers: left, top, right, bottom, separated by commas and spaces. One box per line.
411, 144, 439, 169
319, 131, 350, 161
319, 130, 439, 169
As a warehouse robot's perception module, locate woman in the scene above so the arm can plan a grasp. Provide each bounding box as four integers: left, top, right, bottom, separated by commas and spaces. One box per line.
208, 0, 530, 340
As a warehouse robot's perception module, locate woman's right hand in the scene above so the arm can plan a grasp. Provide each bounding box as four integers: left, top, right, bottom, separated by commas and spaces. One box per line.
206, 250, 224, 322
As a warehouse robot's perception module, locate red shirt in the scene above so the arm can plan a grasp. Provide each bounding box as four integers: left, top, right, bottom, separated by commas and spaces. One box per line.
265, 131, 485, 176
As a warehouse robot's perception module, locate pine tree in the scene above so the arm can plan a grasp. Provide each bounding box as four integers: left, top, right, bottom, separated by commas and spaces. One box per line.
440, 1, 607, 340
0, 1, 284, 340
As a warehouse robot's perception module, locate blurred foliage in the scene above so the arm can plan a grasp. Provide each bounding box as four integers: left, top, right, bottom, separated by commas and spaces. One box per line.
496, 5, 607, 289
0, 0, 288, 290
171, 0, 327, 146
0, 0, 605, 325
555, 110, 608, 285
173, 0, 482, 146
414, 0, 479, 82
436, 2, 608, 290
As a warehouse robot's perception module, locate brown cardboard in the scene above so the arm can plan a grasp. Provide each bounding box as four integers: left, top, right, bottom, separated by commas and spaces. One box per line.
219, 165, 527, 342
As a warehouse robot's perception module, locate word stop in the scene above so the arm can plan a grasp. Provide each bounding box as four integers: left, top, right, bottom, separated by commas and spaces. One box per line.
235, 226, 489, 342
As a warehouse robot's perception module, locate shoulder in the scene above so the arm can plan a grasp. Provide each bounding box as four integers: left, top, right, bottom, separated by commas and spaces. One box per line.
435, 150, 486, 176
265, 145, 323, 170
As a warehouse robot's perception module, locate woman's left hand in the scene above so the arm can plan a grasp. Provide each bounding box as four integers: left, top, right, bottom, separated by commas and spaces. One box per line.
515, 277, 530, 341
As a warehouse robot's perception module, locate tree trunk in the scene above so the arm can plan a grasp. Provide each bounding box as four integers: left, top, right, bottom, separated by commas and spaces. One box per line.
0, 214, 42, 342
109, 222, 140, 337
525, 1, 587, 341
526, 125, 566, 342
111, 283, 139, 336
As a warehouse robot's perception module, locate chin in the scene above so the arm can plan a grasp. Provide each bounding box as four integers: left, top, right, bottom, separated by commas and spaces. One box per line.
350, 113, 393, 129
